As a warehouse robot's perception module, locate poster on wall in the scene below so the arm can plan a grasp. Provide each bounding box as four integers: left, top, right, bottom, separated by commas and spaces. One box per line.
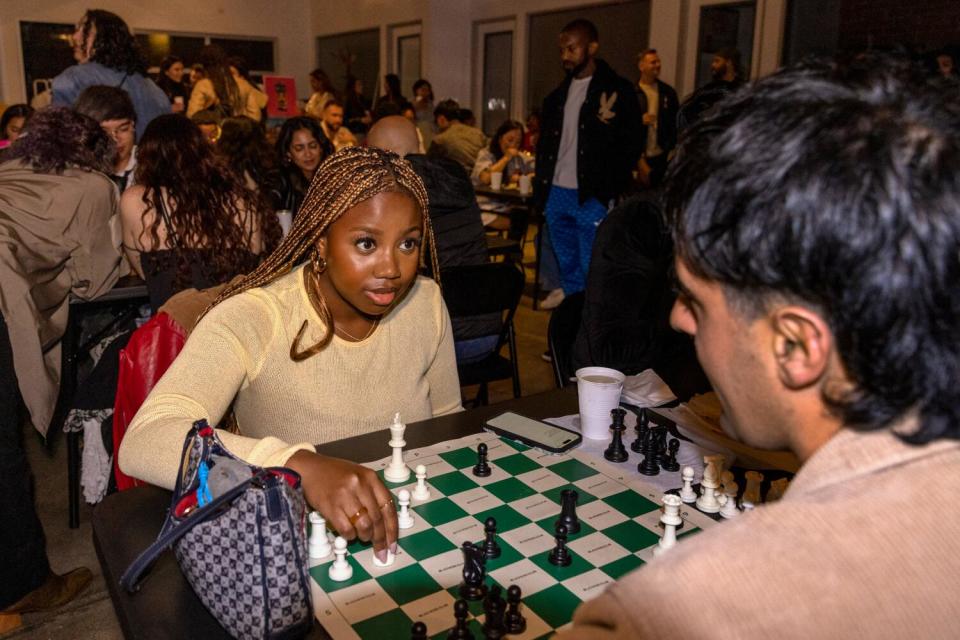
263, 76, 299, 119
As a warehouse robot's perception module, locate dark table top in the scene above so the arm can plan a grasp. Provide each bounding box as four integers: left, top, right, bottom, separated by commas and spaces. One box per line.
474, 184, 535, 204
93, 387, 578, 639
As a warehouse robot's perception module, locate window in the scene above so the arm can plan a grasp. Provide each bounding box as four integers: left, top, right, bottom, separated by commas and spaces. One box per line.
480, 30, 513, 135
389, 23, 422, 100
316, 29, 380, 105
695, 2, 756, 89
19, 22, 75, 102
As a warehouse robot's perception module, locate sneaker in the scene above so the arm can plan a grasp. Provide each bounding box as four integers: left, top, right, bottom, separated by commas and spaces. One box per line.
540, 288, 566, 310
541, 350, 553, 362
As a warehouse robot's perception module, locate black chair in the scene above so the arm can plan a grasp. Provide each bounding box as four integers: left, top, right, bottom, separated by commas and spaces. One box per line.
485, 205, 530, 263
547, 291, 585, 389
441, 262, 525, 406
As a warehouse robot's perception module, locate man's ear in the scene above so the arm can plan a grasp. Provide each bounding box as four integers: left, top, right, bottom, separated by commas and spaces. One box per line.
588, 42, 600, 58
771, 306, 833, 390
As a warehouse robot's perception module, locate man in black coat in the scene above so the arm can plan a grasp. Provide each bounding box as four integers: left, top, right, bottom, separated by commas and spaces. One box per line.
534, 19, 641, 297
636, 49, 679, 188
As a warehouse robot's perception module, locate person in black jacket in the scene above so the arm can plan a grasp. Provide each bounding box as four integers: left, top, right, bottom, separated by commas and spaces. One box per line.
636, 49, 679, 188
534, 19, 641, 297
678, 47, 745, 131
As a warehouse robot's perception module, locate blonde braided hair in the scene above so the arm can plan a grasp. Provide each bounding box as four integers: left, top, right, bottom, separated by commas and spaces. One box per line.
205, 146, 439, 361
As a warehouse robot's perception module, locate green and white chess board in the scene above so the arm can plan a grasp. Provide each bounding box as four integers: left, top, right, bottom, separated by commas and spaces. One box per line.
309, 430, 721, 639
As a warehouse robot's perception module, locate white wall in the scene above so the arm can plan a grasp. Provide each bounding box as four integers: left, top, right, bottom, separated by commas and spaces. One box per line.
0, 0, 313, 104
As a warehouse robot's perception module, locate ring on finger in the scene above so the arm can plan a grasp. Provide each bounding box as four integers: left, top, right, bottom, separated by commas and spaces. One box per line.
378, 498, 394, 512
348, 506, 368, 526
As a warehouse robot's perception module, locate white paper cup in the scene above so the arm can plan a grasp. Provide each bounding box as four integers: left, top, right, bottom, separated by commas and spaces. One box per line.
518, 174, 532, 195
277, 209, 293, 239
575, 366, 625, 440
490, 171, 503, 190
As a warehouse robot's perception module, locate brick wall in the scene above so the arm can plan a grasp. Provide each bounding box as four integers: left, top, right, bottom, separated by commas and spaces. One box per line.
839, 0, 960, 51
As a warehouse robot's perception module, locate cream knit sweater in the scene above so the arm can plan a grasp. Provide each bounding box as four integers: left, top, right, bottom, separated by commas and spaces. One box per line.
119, 267, 462, 489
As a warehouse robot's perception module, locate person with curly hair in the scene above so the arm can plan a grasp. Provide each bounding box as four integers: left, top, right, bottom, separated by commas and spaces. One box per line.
51, 9, 169, 139
120, 114, 279, 313
217, 115, 281, 196
273, 115, 334, 218
187, 44, 244, 122
119, 146, 461, 567
0, 107, 122, 630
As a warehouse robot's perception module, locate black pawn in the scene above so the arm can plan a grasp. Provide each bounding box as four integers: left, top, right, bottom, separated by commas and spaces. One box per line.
447, 599, 474, 640
637, 429, 660, 476
661, 438, 681, 472
504, 584, 526, 634
631, 408, 650, 453
483, 517, 501, 559
473, 443, 492, 477
411, 621, 428, 640
481, 585, 507, 639
548, 524, 572, 566
604, 408, 629, 463
554, 488, 580, 535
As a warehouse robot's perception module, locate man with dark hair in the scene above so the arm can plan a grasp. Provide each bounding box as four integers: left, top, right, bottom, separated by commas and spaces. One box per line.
534, 19, 641, 297
74, 85, 138, 191
635, 48, 678, 188
429, 99, 487, 172
52, 9, 169, 139
678, 46, 744, 130
556, 54, 960, 638
320, 99, 357, 151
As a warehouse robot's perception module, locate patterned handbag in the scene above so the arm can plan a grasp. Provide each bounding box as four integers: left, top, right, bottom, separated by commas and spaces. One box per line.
120, 420, 314, 639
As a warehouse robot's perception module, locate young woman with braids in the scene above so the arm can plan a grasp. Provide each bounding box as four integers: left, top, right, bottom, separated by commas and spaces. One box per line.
120, 114, 279, 312
120, 146, 462, 561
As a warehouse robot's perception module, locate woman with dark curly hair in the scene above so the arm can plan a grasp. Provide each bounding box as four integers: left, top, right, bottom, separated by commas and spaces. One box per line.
187, 44, 247, 122
274, 116, 334, 218
51, 10, 169, 139
0, 107, 121, 628
120, 114, 279, 312
217, 116, 281, 196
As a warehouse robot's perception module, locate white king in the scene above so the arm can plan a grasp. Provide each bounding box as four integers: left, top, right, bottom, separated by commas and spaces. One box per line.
384, 412, 412, 483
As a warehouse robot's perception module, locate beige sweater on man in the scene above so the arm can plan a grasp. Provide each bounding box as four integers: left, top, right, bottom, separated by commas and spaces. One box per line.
119, 268, 462, 489
555, 425, 960, 638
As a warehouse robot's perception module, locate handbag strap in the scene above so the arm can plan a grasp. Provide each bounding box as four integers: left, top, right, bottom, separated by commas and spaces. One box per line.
119, 473, 257, 593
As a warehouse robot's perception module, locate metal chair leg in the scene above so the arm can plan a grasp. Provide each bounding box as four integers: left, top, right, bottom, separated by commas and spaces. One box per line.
67, 430, 81, 528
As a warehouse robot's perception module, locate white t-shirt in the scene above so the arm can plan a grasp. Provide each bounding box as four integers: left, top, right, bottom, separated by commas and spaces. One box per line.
552, 76, 592, 189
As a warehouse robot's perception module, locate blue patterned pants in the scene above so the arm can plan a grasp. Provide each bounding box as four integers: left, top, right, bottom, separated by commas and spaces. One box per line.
544, 186, 607, 294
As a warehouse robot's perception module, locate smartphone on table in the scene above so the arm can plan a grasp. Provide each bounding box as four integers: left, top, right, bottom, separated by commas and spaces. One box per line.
485, 412, 582, 453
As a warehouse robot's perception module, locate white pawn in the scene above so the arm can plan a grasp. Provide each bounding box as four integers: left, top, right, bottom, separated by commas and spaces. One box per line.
372, 549, 396, 567
679, 466, 697, 503
653, 494, 682, 556
397, 489, 415, 529
308, 511, 332, 559
384, 412, 411, 483
327, 536, 353, 582
719, 481, 740, 519
412, 464, 431, 501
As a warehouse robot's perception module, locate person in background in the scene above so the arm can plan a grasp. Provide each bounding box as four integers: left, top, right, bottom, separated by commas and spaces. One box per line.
678, 47, 744, 130
429, 99, 487, 173
471, 119, 533, 187
155, 55, 188, 113
217, 116, 281, 198
399, 101, 426, 152
320, 99, 358, 152
274, 116, 334, 219
0, 108, 122, 632
411, 78, 435, 147
635, 48, 678, 188
304, 68, 336, 120
935, 51, 957, 79
228, 56, 268, 122
187, 44, 241, 121
521, 108, 540, 154
377, 73, 406, 111
74, 85, 138, 192
0, 105, 33, 151
190, 110, 221, 145
120, 114, 278, 312
119, 146, 461, 566
343, 75, 373, 134
188, 63, 206, 89
51, 9, 169, 139
459, 108, 478, 128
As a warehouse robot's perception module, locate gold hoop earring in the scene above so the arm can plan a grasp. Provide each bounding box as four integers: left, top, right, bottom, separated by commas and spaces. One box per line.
311, 251, 327, 275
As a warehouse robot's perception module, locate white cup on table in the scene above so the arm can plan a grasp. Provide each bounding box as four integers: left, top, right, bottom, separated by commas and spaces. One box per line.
518, 174, 532, 195
490, 171, 503, 190
277, 209, 293, 239
575, 366, 626, 440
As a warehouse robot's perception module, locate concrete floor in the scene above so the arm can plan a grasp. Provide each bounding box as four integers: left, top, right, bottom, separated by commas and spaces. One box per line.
4, 238, 560, 639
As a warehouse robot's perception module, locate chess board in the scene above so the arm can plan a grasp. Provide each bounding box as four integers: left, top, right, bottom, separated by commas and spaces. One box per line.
308, 430, 723, 639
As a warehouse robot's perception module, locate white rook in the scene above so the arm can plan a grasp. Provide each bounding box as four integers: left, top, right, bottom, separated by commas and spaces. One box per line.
653, 494, 682, 556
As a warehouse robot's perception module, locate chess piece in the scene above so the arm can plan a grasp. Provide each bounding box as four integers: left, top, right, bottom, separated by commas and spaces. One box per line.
327, 536, 353, 581
483, 517, 501, 559
661, 438, 681, 472
651, 428, 667, 465
679, 466, 697, 503
653, 494, 682, 556
384, 412, 412, 483
719, 481, 740, 519
481, 585, 507, 639
372, 549, 396, 567
630, 407, 649, 453
412, 464, 431, 501
458, 542, 488, 600
767, 477, 790, 502
720, 470, 736, 495
472, 443, 492, 477
447, 599, 474, 640
637, 429, 660, 476
308, 511, 332, 559
604, 408, 629, 462
397, 489, 415, 529
704, 454, 726, 481
743, 470, 764, 506
696, 456, 721, 513
411, 620, 428, 640
548, 524, 572, 567
504, 584, 526, 634
554, 488, 580, 535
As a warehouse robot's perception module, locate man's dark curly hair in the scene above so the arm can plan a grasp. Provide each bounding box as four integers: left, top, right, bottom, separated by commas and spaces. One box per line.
6, 107, 114, 174
83, 9, 147, 75
664, 52, 960, 445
